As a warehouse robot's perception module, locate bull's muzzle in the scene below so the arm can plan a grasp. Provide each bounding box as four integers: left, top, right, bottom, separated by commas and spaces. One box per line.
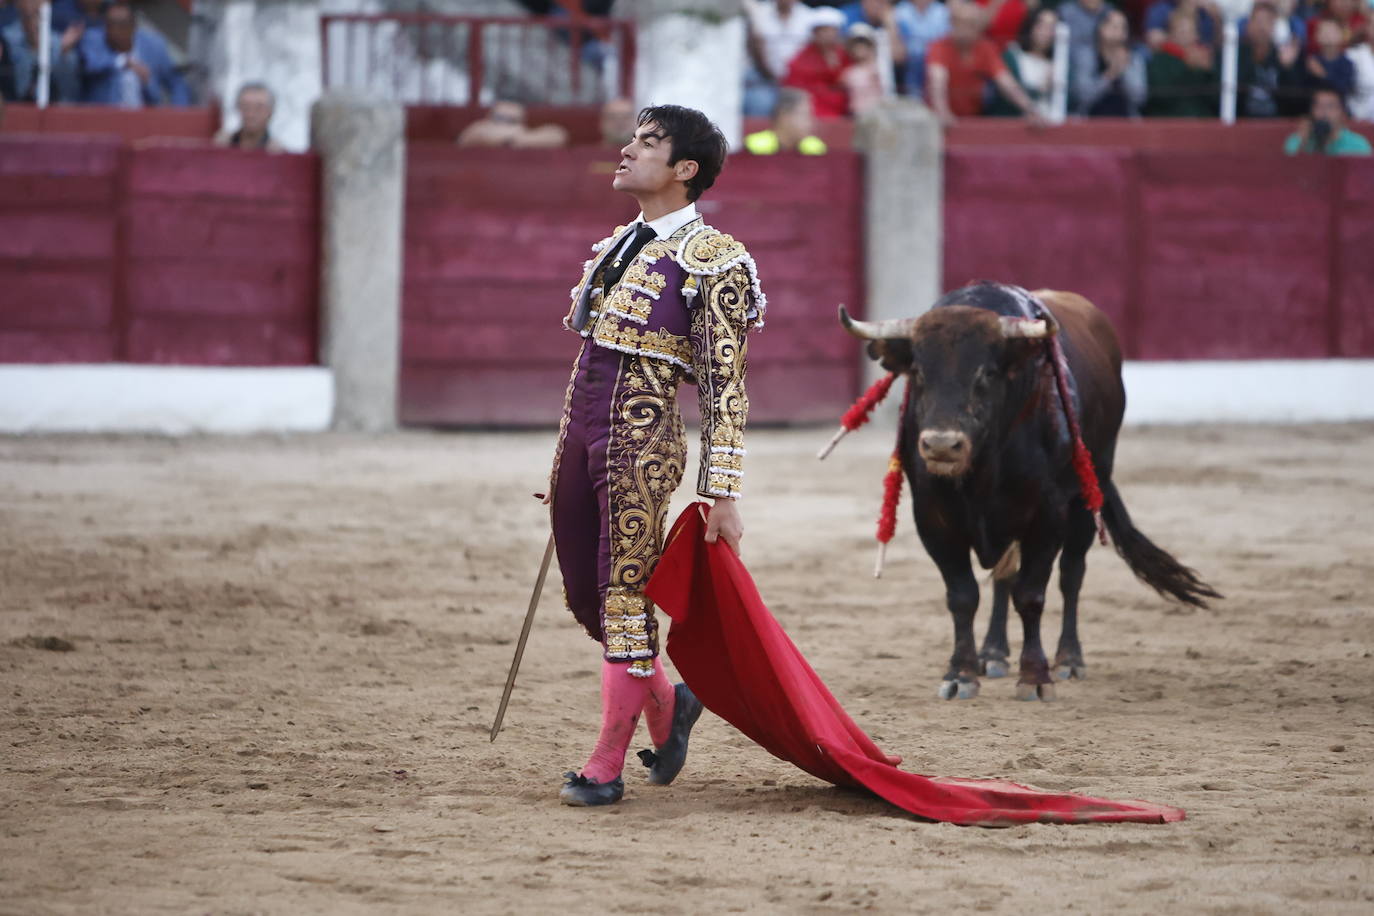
918, 429, 971, 476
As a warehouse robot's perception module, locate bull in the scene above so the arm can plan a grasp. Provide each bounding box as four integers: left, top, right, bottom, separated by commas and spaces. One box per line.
840, 282, 1220, 701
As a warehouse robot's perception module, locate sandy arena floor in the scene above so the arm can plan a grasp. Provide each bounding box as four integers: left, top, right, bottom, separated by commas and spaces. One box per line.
1, 424, 1372, 915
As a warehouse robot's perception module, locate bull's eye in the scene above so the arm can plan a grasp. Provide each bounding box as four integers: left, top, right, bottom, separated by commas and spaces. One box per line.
972, 367, 990, 394
909, 367, 924, 386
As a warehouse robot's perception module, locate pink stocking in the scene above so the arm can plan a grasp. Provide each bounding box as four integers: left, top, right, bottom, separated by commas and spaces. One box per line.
641, 665, 676, 748
581, 660, 651, 783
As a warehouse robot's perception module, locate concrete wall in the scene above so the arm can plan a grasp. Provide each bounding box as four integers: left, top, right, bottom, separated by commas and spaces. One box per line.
630, 0, 746, 150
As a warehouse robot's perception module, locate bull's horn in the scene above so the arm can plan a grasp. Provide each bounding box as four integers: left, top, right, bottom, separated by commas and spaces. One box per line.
838, 304, 920, 340
999, 315, 1059, 339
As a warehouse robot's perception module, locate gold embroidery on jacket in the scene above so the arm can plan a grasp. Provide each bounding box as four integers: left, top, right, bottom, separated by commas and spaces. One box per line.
602, 353, 686, 674
691, 264, 752, 499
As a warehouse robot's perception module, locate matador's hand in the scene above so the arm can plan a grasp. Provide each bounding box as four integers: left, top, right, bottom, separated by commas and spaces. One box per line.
704, 497, 743, 555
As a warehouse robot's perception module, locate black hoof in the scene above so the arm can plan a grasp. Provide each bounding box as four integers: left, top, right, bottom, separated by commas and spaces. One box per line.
980, 656, 1010, 679
639, 683, 704, 786
1055, 662, 1087, 681
1014, 682, 1057, 702
937, 676, 980, 700
559, 771, 624, 807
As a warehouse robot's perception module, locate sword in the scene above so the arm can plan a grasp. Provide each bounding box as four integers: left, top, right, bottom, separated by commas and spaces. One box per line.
490, 528, 556, 742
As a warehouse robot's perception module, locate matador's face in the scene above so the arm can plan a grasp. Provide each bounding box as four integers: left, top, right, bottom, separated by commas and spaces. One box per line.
614, 122, 696, 198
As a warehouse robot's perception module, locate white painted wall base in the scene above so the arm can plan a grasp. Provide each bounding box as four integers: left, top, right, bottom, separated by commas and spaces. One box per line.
1122, 360, 1374, 425
0, 365, 334, 434
0, 360, 1369, 434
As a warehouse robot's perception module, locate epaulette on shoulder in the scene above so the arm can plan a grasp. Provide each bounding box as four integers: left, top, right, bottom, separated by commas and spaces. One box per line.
674, 225, 750, 276
674, 224, 767, 329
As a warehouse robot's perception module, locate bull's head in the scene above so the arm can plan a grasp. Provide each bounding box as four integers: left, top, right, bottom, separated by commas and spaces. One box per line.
839, 304, 1058, 478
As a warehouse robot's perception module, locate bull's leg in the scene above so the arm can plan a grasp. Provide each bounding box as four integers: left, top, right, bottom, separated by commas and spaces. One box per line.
979, 581, 1011, 678
1012, 543, 1059, 702
929, 547, 981, 700
1054, 505, 1096, 681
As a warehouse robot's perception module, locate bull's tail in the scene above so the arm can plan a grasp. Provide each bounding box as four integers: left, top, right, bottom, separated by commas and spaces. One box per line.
1101, 480, 1221, 608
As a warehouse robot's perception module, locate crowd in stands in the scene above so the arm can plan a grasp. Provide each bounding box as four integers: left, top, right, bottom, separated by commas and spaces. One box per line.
743, 0, 1374, 143
0, 0, 187, 106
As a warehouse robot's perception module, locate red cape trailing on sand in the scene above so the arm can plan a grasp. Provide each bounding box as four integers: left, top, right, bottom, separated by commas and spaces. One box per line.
645, 505, 1186, 827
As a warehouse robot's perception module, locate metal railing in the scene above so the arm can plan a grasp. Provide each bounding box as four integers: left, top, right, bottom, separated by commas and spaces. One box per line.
319, 13, 636, 107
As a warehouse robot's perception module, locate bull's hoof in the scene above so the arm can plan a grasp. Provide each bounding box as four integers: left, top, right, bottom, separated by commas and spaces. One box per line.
937, 677, 980, 700
981, 657, 1011, 679
1014, 682, 1057, 702
1055, 662, 1087, 681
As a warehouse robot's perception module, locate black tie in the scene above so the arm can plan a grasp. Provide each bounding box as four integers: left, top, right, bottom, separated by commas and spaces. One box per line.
600, 224, 659, 293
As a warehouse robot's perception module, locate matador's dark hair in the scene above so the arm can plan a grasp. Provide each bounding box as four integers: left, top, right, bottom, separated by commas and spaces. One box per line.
636, 104, 728, 202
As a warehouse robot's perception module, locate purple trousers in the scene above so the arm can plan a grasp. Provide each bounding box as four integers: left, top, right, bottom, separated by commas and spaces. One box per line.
550, 340, 686, 678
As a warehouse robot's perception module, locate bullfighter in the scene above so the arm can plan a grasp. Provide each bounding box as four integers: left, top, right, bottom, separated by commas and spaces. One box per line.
549, 104, 765, 807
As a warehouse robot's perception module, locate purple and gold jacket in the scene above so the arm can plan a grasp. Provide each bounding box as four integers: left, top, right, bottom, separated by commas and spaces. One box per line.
563, 218, 766, 499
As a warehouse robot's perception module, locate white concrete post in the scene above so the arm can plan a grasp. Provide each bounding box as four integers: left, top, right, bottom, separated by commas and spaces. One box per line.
853, 100, 944, 390
1220, 21, 1239, 124
36, 2, 52, 109
1051, 21, 1070, 124
630, 0, 746, 150
311, 91, 405, 432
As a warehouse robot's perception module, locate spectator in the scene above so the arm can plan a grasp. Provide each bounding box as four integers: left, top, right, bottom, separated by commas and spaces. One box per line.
215, 82, 283, 152
1237, 0, 1304, 117
744, 86, 829, 153
1144, 0, 1220, 50
599, 96, 636, 147
1305, 0, 1366, 53
79, 2, 189, 106
744, 0, 817, 117
842, 23, 887, 114
0, 0, 82, 103
1349, 15, 1374, 120
1304, 16, 1357, 95
989, 6, 1060, 118
783, 7, 853, 118
895, 0, 951, 95
976, 0, 1031, 49
456, 100, 569, 148
1146, 8, 1219, 115
927, 1, 1048, 123
1284, 83, 1372, 149
839, 0, 909, 95
1074, 8, 1149, 115
1059, 0, 1115, 61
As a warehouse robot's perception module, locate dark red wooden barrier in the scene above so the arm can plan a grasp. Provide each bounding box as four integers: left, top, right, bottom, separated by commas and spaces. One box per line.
0, 136, 122, 362
0, 135, 320, 365
400, 145, 863, 426
944, 149, 1374, 360
1, 104, 218, 141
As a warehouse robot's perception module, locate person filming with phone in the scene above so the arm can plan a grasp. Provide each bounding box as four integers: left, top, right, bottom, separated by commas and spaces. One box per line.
1284, 86, 1372, 154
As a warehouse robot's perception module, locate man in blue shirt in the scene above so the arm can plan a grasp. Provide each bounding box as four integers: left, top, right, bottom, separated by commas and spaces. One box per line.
79, 1, 189, 106
0, 0, 81, 102
892, 0, 950, 94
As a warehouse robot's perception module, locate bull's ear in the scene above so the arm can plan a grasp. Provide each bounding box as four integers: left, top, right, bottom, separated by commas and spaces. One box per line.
866, 339, 914, 374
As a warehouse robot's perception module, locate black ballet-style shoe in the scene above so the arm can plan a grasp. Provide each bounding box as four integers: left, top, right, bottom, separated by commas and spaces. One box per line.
559, 770, 624, 807
637, 682, 704, 786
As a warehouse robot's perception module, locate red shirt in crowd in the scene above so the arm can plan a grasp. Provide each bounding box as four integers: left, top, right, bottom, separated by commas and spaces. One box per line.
783, 43, 854, 118
926, 37, 1008, 116
977, 0, 1030, 49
